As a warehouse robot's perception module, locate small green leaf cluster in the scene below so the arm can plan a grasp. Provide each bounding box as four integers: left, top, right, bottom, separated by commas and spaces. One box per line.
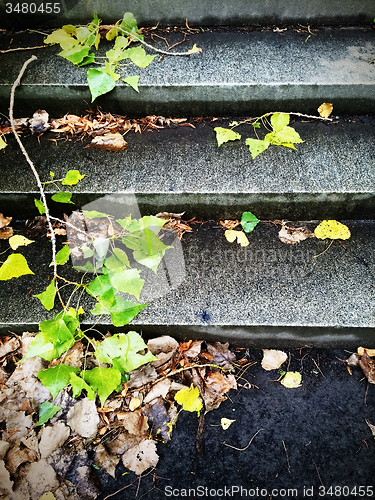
24, 308, 155, 409
35, 169, 85, 215
44, 12, 156, 101
214, 112, 304, 159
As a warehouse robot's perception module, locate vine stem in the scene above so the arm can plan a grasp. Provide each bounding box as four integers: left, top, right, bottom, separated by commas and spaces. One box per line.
117, 26, 201, 56
232, 110, 333, 129
9, 56, 61, 303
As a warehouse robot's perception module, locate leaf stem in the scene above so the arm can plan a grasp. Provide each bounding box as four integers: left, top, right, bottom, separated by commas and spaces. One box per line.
9, 56, 60, 302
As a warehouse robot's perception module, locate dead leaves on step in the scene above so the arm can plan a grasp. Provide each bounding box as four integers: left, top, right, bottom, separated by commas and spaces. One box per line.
85, 132, 127, 152
0, 334, 237, 498
345, 348, 375, 384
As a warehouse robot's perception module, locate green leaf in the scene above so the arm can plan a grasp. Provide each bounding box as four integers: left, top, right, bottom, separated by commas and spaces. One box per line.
61, 24, 77, 35
109, 297, 148, 327
69, 372, 96, 400
122, 75, 139, 92
87, 68, 116, 101
86, 273, 113, 298
88, 12, 100, 31
77, 53, 96, 66
0, 254, 34, 281
36, 401, 61, 426
106, 27, 119, 41
83, 367, 122, 407
26, 319, 75, 361
34, 198, 46, 215
93, 238, 110, 261
265, 126, 304, 146
241, 212, 260, 233
112, 248, 130, 267
245, 138, 270, 159
106, 267, 144, 300
0, 135, 7, 150
76, 26, 91, 43
34, 278, 57, 311
44, 29, 76, 49
55, 245, 70, 266
82, 210, 110, 219
62, 169, 85, 185
38, 364, 80, 399
214, 127, 241, 147
51, 192, 74, 204
24, 333, 54, 360
125, 46, 156, 68
94, 331, 156, 373
120, 12, 143, 40
104, 61, 121, 82
58, 45, 90, 65
133, 249, 164, 274
270, 112, 290, 131
132, 227, 171, 273
139, 216, 166, 232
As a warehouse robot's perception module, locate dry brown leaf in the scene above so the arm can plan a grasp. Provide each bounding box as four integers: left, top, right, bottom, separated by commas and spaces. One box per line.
0, 459, 13, 496
0, 214, 12, 229
94, 443, 120, 479
183, 340, 202, 359
0, 227, 13, 239
0, 336, 20, 358
66, 398, 99, 438
129, 397, 141, 411
202, 371, 237, 412
0, 441, 11, 460
86, 132, 127, 152
358, 347, 375, 357
317, 102, 333, 118
105, 431, 142, 455
5, 444, 38, 474
206, 342, 236, 371
359, 351, 375, 384
75, 465, 101, 500
21, 429, 39, 453
220, 220, 240, 230
155, 212, 185, 220
261, 349, 288, 371
144, 378, 171, 404
39, 422, 70, 459
278, 225, 314, 244
122, 439, 159, 475
122, 409, 149, 438
29, 110, 50, 134
143, 398, 175, 443
346, 353, 360, 368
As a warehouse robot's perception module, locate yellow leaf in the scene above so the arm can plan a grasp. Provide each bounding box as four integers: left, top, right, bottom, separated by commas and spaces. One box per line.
317, 103, 333, 118
221, 418, 235, 430
358, 347, 375, 357
188, 43, 202, 53
224, 230, 249, 247
314, 220, 350, 240
9, 235, 35, 250
77, 307, 85, 315
38, 494, 56, 500
281, 372, 302, 388
0, 135, 7, 150
175, 384, 203, 413
129, 397, 141, 411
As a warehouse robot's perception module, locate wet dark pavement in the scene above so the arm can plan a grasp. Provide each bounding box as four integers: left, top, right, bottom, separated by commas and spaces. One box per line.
96, 348, 375, 500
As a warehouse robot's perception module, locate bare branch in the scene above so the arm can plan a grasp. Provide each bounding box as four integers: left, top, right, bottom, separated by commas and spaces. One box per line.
9, 56, 59, 294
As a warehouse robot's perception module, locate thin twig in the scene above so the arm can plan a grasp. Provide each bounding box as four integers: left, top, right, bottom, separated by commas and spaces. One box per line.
223, 428, 264, 451
282, 440, 292, 473
0, 45, 46, 54
312, 358, 325, 378
9, 56, 59, 298
117, 26, 200, 56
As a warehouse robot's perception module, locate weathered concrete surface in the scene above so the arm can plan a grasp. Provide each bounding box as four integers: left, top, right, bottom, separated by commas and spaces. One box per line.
0, 0, 374, 29
1, 119, 374, 220
0, 220, 374, 347
0, 28, 374, 117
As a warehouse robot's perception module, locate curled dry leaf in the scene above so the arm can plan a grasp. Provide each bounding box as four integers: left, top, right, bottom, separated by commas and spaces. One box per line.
0, 213, 13, 239
122, 409, 149, 438
144, 378, 171, 404
143, 398, 175, 443
129, 397, 142, 411
29, 110, 50, 134
221, 418, 235, 430
122, 439, 159, 475
155, 212, 185, 220
0, 336, 20, 358
220, 220, 240, 230
0, 214, 12, 229
278, 225, 314, 244
5, 444, 38, 474
346, 353, 360, 368
359, 351, 375, 384
86, 132, 127, 152
261, 349, 288, 371
358, 347, 375, 357
317, 102, 333, 118
206, 342, 236, 371
366, 419, 375, 438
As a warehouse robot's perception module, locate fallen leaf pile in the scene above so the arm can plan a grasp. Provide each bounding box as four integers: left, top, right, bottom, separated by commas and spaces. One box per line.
0, 333, 237, 499
346, 348, 375, 383
0, 109, 194, 140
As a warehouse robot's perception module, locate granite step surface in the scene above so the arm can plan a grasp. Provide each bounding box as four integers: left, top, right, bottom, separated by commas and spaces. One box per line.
0, 218, 373, 346
1, 118, 374, 220
0, 0, 373, 29
0, 28, 374, 117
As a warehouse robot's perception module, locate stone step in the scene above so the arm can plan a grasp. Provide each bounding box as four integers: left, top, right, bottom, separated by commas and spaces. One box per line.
1, 118, 374, 220
0, 0, 373, 29
0, 217, 374, 347
1, 28, 374, 117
